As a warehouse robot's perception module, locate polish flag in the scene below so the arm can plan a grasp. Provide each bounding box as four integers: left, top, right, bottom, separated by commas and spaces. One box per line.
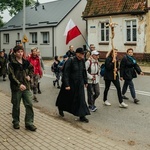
64, 19, 81, 45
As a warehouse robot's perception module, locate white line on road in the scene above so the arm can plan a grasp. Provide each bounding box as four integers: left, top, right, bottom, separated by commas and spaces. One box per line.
44, 74, 150, 97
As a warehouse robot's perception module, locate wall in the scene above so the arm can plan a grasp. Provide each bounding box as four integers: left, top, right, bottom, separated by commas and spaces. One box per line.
87, 14, 146, 53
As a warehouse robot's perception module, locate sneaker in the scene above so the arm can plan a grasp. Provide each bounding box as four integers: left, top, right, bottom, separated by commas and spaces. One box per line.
53, 81, 56, 86
57, 86, 61, 89
134, 98, 140, 104
119, 102, 128, 108
25, 125, 37, 131
3, 78, 6, 81
122, 95, 129, 100
79, 116, 89, 123
104, 100, 111, 106
13, 124, 20, 129
90, 106, 97, 112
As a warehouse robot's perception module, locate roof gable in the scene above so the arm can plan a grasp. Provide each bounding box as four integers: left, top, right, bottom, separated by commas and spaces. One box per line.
1, 0, 81, 31
83, 0, 147, 18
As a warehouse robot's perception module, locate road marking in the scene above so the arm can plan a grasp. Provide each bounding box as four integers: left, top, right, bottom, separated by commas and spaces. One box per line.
44, 74, 150, 97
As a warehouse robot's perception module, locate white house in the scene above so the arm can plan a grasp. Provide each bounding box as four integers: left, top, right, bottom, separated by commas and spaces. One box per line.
0, 0, 87, 58
82, 0, 150, 60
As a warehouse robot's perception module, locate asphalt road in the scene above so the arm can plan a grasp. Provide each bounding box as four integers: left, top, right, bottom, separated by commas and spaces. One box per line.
0, 65, 150, 150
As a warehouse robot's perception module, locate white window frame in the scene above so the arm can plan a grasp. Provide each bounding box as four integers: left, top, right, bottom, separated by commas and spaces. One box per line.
3, 33, 9, 44
30, 32, 37, 44
99, 22, 109, 42
41, 32, 49, 44
125, 19, 137, 42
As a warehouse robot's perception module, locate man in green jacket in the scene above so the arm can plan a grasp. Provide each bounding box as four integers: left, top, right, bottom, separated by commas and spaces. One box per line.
8, 45, 37, 131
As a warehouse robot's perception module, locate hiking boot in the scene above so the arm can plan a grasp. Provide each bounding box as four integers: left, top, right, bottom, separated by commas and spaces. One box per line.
134, 98, 140, 104
25, 125, 37, 131
38, 90, 41, 94
119, 102, 128, 108
104, 100, 111, 106
79, 116, 89, 123
122, 95, 129, 100
13, 124, 20, 129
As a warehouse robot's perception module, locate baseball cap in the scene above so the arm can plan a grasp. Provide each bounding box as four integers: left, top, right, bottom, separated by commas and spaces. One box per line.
91, 50, 99, 55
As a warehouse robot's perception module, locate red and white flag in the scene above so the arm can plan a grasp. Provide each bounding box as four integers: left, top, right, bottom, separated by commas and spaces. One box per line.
64, 19, 81, 45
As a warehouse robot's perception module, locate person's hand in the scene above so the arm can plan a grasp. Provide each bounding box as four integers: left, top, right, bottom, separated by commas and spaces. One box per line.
120, 77, 123, 81
85, 84, 88, 88
20, 84, 26, 91
25, 76, 30, 81
65, 86, 70, 90
140, 72, 144, 75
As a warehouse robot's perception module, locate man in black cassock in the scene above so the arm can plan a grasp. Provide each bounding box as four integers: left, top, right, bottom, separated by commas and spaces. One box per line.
56, 47, 90, 123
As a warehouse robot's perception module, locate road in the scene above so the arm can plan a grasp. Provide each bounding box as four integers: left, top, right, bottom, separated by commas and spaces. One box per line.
0, 65, 150, 150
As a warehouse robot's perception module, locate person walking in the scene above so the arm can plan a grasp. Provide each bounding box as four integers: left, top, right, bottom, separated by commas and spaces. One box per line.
103, 49, 128, 108
52, 56, 61, 89
66, 45, 75, 58
56, 47, 90, 123
85, 50, 100, 112
120, 48, 144, 103
0, 50, 7, 81
8, 45, 37, 131
36, 48, 45, 94
28, 47, 42, 102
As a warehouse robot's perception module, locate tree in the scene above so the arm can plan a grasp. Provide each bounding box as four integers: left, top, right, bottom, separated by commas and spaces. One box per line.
0, 0, 35, 26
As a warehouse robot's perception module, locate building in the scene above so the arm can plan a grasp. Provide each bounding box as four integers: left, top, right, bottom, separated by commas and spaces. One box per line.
82, 0, 150, 60
0, 0, 87, 58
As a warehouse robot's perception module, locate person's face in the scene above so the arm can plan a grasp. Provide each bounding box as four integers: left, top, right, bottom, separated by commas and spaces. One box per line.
90, 46, 95, 51
76, 53, 84, 60
37, 51, 40, 56
127, 50, 133, 56
0, 52, 4, 57
92, 54, 99, 60
70, 46, 74, 51
15, 50, 24, 59
112, 50, 118, 57
32, 49, 37, 56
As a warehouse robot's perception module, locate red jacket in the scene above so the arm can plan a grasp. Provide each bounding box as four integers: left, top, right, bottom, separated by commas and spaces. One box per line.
28, 54, 42, 76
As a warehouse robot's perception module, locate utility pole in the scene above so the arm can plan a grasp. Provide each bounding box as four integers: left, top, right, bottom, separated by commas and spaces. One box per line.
23, 0, 26, 52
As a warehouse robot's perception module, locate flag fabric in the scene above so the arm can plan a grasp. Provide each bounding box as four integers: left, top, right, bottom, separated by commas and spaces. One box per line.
64, 19, 81, 45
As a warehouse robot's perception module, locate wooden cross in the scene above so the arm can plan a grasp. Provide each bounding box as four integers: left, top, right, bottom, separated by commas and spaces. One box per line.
106, 16, 118, 80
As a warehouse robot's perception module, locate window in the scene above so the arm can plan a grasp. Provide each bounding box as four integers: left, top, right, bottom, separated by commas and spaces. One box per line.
30, 32, 37, 44
100, 22, 109, 42
126, 20, 137, 42
41, 32, 49, 44
3, 34, 9, 44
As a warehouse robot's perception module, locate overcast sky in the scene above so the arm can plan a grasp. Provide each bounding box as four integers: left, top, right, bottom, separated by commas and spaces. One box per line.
1, 0, 56, 22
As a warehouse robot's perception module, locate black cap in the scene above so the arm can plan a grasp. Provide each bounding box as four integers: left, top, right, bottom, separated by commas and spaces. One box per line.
75, 47, 85, 54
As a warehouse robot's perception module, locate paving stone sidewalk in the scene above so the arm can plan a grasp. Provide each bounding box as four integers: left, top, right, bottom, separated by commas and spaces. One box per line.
0, 92, 131, 150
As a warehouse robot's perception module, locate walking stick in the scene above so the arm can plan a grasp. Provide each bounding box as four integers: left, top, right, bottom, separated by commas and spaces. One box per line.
106, 16, 118, 80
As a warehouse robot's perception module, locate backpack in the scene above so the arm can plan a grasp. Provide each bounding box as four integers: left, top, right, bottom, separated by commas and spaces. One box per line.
100, 63, 105, 77
87, 59, 98, 74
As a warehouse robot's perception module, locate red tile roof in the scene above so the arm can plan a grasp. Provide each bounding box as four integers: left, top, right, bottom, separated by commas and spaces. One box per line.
83, 0, 147, 18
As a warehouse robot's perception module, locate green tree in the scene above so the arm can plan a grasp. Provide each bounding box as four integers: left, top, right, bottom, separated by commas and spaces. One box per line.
0, 0, 35, 26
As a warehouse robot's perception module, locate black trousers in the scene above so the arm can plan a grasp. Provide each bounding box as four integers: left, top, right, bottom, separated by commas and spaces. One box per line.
103, 79, 123, 104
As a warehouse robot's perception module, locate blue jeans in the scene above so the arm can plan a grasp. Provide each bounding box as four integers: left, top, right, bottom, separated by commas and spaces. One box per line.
11, 90, 34, 126
122, 79, 136, 99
